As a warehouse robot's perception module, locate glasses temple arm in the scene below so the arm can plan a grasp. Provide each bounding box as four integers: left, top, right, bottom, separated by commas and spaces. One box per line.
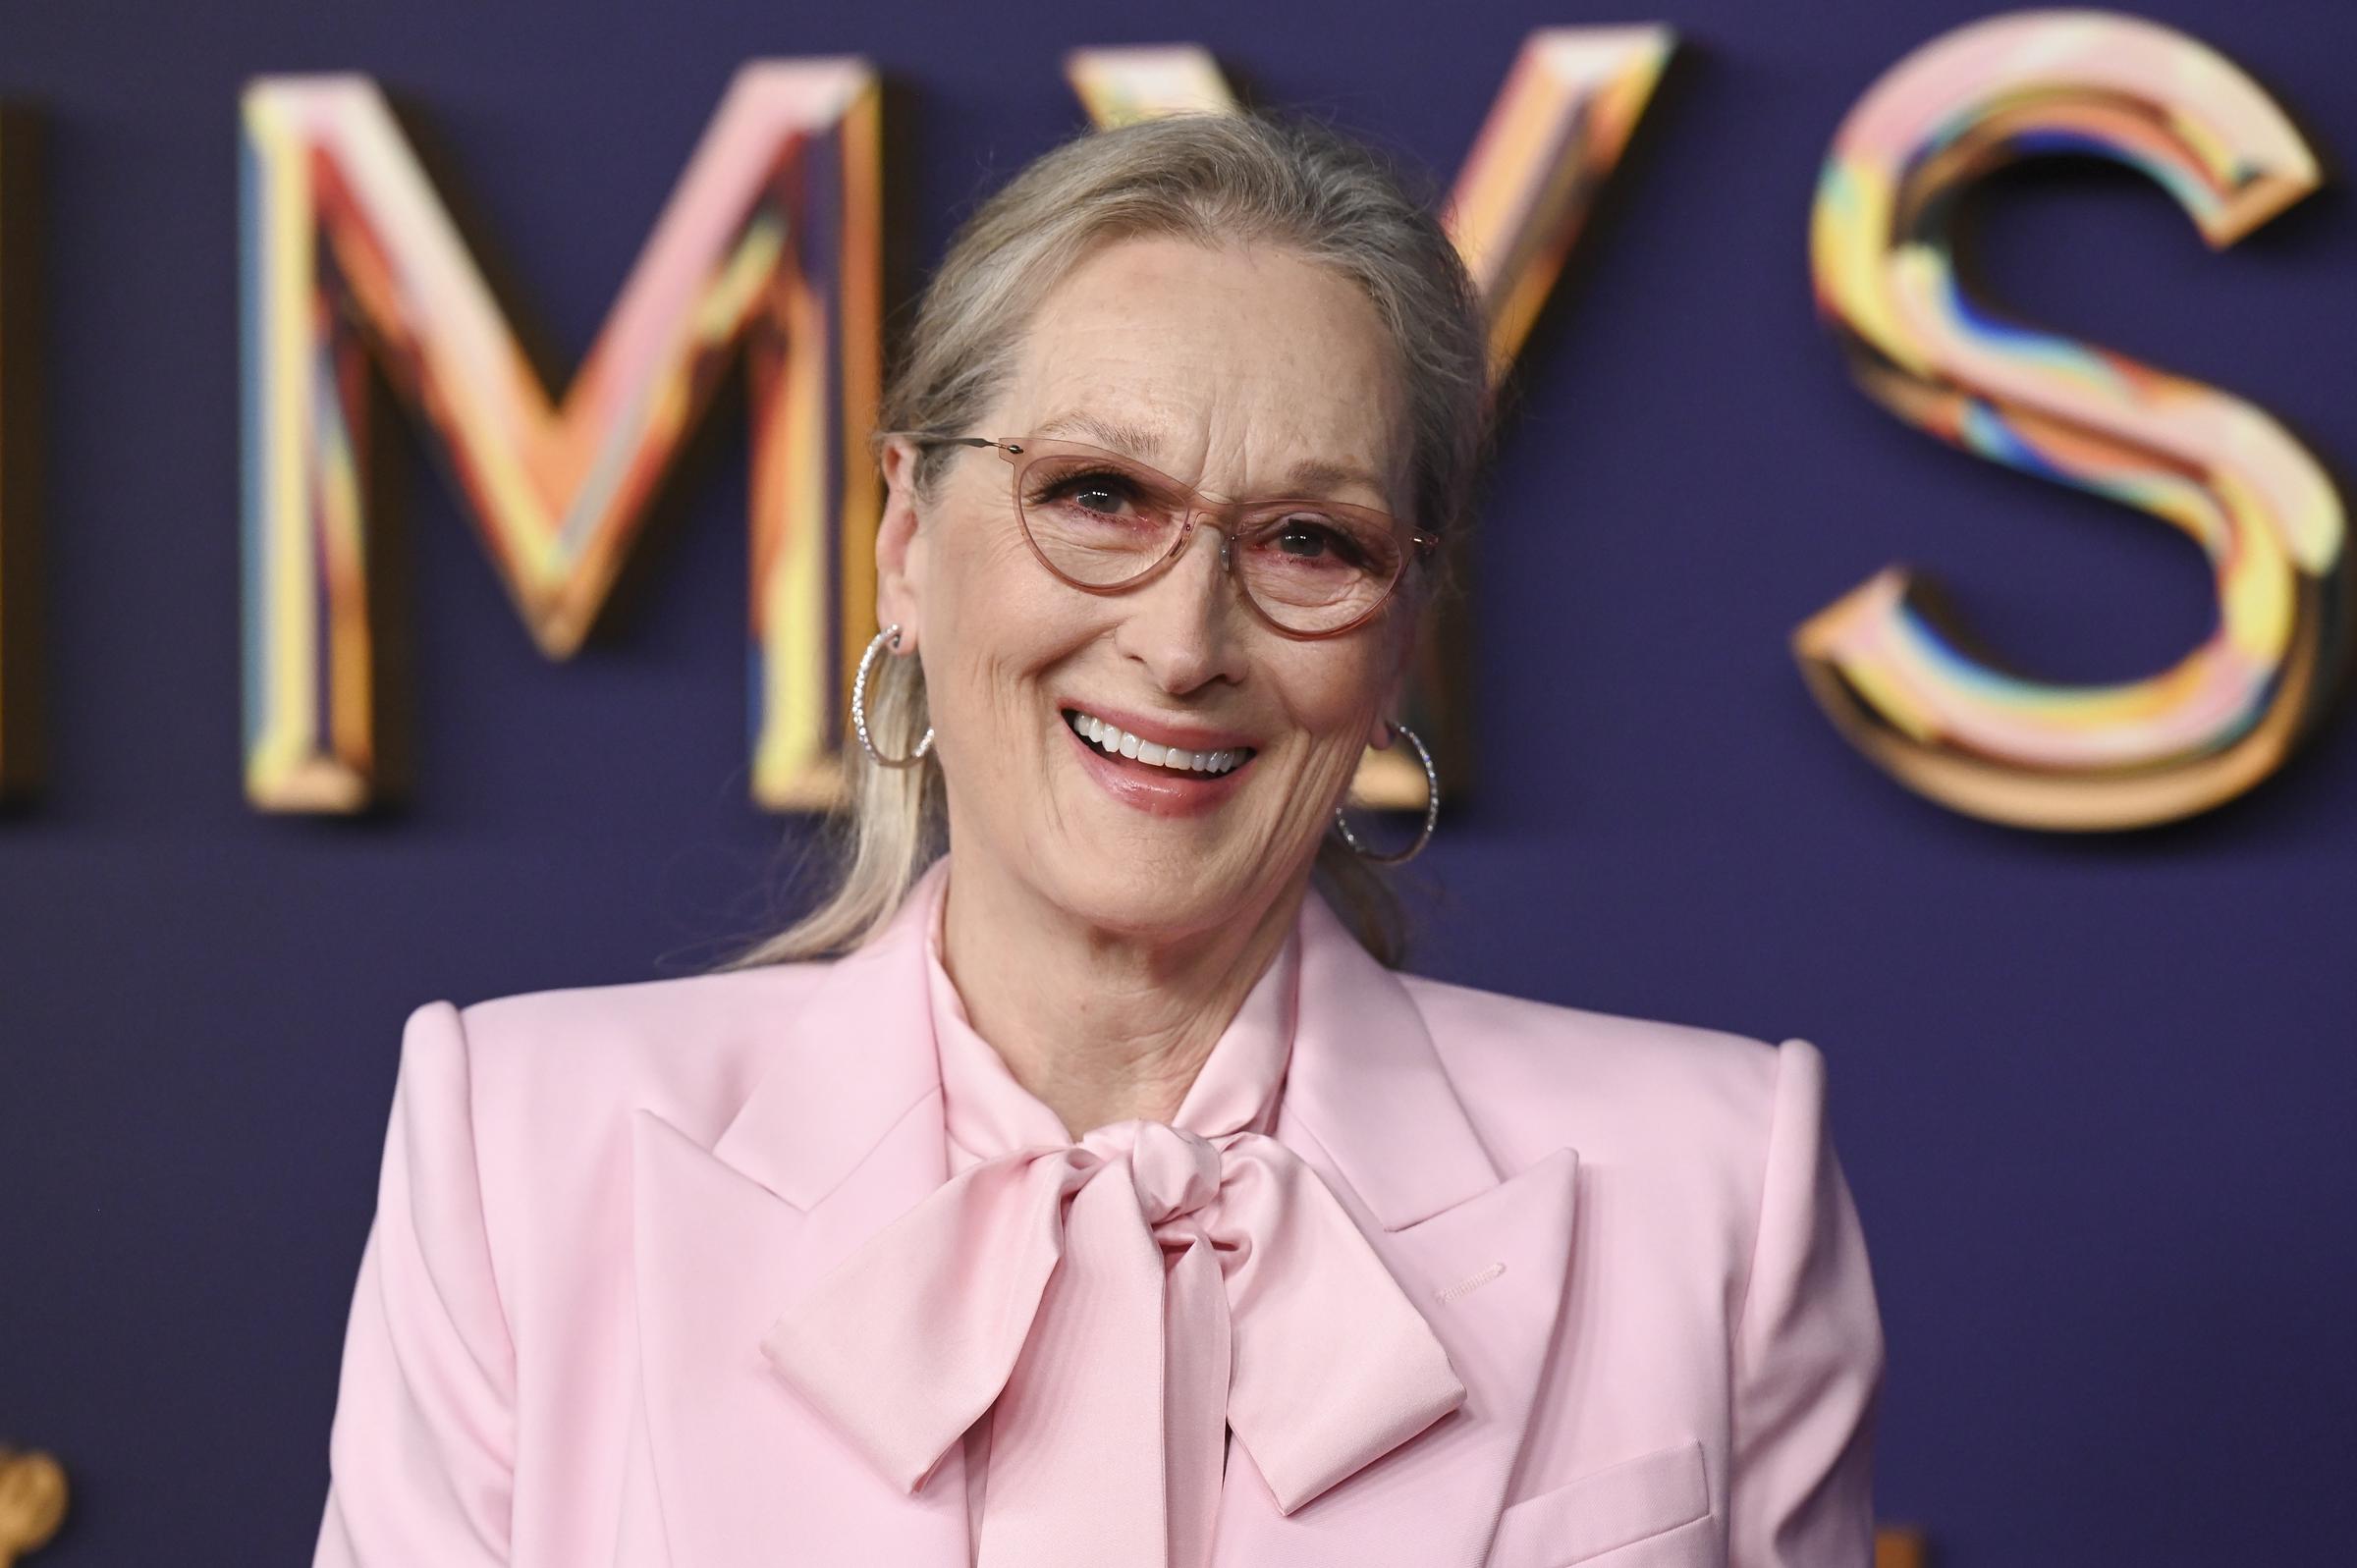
888, 431, 999, 450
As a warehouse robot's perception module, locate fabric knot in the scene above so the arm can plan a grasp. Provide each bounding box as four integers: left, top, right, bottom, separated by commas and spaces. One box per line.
1080, 1118, 1226, 1226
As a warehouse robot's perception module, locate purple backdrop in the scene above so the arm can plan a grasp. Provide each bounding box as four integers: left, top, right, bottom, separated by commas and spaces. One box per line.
2, 0, 2351, 1562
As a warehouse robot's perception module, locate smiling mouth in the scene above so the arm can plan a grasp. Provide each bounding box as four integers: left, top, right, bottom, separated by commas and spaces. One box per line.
1062, 708, 1256, 778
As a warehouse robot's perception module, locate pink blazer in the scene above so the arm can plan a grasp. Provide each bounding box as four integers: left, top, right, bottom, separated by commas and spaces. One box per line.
312, 887, 1887, 1568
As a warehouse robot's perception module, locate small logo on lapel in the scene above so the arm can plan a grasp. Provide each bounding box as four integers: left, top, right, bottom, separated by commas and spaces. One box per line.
1434, 1261, 1507, 1304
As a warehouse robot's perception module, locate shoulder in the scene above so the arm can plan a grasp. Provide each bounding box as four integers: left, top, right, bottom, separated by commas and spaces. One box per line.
1399, 968, 1792, 1116
374, 962, 846, 1295
1397, 969, 1817, 1197
401, 959, 842, 1159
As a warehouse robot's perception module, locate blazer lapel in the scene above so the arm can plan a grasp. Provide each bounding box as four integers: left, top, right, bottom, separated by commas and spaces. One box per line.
1213, 892, 1582, 1567
630, 871, 972, 1568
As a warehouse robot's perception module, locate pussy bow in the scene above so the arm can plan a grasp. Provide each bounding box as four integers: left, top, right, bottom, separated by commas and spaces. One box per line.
760, 1113, 1469, 1568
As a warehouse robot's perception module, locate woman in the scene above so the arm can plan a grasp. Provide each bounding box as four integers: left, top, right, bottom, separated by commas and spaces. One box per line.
312, 111, 1886, 1568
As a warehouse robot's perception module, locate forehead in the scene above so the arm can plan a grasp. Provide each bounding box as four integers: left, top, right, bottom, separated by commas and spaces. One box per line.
999, 236, 1411, 502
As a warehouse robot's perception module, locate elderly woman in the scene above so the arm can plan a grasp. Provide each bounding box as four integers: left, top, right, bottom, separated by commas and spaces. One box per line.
312, 111, 1885, 1568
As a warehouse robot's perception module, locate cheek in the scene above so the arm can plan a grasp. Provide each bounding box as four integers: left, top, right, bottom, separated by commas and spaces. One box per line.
922, 511, 1094, 730
1269, 645, 1392, 786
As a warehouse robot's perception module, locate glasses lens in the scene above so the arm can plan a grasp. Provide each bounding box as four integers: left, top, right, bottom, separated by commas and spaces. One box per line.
1233, 506, 1405, 633
1016, 450, 1188, 586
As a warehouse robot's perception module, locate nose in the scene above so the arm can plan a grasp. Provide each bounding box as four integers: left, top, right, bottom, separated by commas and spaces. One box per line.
1111, 508, 1250, 692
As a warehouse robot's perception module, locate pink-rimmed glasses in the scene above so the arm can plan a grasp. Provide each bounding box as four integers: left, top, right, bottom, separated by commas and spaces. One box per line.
884, 431, 1439, 638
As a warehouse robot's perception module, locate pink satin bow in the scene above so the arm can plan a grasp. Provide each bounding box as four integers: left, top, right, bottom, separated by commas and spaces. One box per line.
760, 1113, 1468, 1568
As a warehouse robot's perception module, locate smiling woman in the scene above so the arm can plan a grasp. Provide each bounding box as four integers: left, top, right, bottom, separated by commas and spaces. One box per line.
311, 109, 1887, 1568
744, 113, 1498, 976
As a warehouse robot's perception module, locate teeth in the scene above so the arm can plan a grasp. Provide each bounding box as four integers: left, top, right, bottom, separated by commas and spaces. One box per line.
1063, 709, 1251, 777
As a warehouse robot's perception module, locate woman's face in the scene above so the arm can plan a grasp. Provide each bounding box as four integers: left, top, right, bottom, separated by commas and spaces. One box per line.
877, 235, 1420, 942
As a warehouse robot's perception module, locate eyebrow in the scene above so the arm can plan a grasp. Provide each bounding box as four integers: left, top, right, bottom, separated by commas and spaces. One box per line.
1031, 410, 1396, 508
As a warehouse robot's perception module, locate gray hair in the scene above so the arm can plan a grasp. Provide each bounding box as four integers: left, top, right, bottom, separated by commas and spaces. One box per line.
717, 108, 1498, 972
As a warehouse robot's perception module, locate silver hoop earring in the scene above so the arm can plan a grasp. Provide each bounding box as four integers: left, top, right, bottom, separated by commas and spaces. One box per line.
850, 623, 935, 769
1332, 721, 1439, 864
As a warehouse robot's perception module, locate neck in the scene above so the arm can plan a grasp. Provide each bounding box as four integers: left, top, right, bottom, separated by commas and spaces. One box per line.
938, 853, 1307, 1140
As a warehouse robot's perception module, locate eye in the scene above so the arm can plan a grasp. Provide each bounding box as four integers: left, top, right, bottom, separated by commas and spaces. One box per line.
1271, 516, 1370, 568
1030, 466, 1144, 517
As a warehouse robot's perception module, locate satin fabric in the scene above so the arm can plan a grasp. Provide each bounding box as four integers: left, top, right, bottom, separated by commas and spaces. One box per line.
758, 869, 1470, 1568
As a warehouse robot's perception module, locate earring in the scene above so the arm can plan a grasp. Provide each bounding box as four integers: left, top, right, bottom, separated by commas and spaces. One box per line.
850, 623, 935, 769
1332, 721, 1439, 864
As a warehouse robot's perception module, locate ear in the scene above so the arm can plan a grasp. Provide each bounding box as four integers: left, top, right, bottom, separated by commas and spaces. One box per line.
875, 435, 927, 647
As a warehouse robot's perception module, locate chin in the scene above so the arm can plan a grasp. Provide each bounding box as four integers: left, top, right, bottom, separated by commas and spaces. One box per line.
1025, 844, 1280, 941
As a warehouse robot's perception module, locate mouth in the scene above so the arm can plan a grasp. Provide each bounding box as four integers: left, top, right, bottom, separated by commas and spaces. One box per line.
1060, 707, 1257, 779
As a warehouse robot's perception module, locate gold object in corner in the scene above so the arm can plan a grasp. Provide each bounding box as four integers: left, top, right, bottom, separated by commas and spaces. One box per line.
1875, 1525, 1930, 1568
0, 1448, 66, 1566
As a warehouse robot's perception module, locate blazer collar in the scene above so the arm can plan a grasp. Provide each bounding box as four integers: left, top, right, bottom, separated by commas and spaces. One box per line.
711, 856, 1505, 1229
707, 867, 948, 1212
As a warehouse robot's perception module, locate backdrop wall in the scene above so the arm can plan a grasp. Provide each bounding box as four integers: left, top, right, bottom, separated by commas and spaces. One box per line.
2, 1, 2350, 1563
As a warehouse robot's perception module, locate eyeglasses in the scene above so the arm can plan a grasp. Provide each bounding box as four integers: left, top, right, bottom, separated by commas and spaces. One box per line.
882, 430, 1439, 638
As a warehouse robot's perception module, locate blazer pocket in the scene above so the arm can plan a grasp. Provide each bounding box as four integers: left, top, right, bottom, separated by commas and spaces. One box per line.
1484, 1437, 1711, 1568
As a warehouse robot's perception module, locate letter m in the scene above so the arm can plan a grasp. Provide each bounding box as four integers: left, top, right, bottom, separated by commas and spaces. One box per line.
241, 62, 880, 811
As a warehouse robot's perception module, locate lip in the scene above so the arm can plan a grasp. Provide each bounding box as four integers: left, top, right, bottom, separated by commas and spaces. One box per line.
1059, 712, 1256, 819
